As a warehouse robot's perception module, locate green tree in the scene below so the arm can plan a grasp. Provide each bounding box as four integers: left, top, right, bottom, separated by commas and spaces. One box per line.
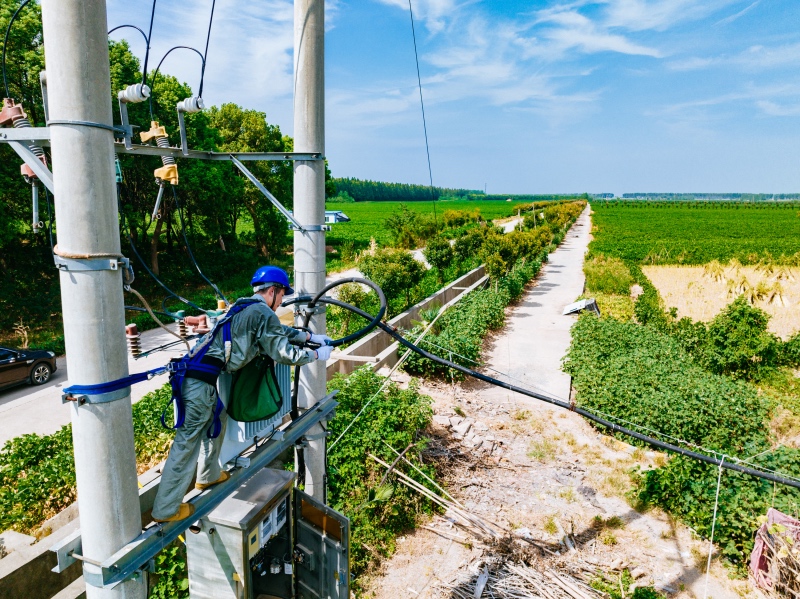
423, 235, 453, 282
208, 103, 292, 259
359, 248, 424, 306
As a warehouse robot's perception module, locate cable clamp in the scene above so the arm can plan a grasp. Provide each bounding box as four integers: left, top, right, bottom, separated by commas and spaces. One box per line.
48, 119, 127, 135
62, 387, 129, 405
293, 303, 326, 317
292, 224, 330, 232
54, 255, 130, 273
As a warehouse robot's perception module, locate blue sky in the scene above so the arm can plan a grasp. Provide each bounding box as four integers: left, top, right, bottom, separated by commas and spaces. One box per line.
107, 0, 800, 194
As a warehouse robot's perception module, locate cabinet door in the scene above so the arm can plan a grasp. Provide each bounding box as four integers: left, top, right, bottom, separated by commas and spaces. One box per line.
294, 491, 349, 599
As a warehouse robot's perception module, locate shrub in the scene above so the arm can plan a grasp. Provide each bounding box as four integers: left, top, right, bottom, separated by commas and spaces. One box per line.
359, 248, 425, 307
697, 296, 779, 380
423, 235, 454, 281
384, 205, 438, 248
564, 315, 800, 565
584, 255, 633, 295
326, 368, 435, 578
0, 384, 175, 534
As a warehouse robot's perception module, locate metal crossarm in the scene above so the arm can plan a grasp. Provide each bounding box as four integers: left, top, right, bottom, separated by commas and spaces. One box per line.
51, 393, 338, 589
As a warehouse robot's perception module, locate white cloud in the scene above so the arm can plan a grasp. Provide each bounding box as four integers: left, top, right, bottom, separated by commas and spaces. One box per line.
715, 0, 761, 26
668, 42, 800, 72
373, 0, 461, 33
603, 0, 739, 32
534, 9, 661, 57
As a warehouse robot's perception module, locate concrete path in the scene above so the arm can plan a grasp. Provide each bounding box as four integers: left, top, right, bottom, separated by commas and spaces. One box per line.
482, 206, 590, 403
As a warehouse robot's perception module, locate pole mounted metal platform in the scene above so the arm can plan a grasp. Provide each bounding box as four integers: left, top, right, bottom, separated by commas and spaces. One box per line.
51, 393, 338, 589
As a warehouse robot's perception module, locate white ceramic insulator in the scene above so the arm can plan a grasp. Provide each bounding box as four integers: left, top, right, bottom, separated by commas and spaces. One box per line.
118, 83, 151, 103
177, 96, 204, 113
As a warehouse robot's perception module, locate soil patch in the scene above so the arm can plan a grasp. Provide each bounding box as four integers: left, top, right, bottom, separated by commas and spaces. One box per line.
643, 265, 800, 339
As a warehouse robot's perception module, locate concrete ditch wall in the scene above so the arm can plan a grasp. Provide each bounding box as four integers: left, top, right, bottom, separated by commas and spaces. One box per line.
327, 265, 487, 379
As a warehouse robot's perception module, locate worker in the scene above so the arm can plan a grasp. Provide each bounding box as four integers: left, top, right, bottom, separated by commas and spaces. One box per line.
151, 265, 333, 522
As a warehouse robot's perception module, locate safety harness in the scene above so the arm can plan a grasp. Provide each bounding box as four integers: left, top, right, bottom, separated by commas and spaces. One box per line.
62, 298, 262, 439
163, 298, 261, 438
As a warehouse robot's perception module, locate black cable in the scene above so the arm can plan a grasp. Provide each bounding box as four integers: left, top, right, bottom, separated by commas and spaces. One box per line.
141, 0, 157, 87
198, 0, 216, 97
285, 278, 800, 492
108, 24, 149, 47
2, 0, 33, 98
147, 45, 205, 119
43, 186, 54, 251
170, 186, 228, 304
117, 182, 205, 314
407, 0, 438, 228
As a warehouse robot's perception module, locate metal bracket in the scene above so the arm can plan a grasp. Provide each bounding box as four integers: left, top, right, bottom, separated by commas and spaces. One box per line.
51, 529, 82, 573
62, 387, 130, 405
54, 255, 130, 273
0, 127, 51, 141
7, 141, 54, 193
229, 155, 309, 231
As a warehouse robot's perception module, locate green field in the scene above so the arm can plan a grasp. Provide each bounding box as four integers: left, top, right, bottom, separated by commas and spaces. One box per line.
325, 199, 530, 248
590, 202, 800, 264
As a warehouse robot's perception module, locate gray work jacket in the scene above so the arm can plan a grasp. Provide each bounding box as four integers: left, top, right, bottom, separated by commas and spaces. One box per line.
204, 294, 315, 372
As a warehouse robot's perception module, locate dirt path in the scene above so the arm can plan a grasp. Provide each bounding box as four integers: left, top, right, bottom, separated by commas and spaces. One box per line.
362, 209, 748, 599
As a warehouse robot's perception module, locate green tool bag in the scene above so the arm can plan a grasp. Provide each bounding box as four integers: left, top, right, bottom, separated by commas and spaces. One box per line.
227, 355, 284, 422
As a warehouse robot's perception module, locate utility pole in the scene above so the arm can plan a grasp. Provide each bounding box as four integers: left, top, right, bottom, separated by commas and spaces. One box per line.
40, 1, 145, 597
293, 0, 327, 501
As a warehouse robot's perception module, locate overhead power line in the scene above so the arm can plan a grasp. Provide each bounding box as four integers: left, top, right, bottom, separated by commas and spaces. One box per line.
407, 0, 438, 227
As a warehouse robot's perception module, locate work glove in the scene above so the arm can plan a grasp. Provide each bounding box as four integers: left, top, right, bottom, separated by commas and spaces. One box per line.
309, 333, 333, 346
314, 344, 333, 361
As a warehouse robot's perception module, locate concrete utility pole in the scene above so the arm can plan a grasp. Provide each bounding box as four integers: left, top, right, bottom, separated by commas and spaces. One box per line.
40, 1, 145, 597
293, 0, 327, 501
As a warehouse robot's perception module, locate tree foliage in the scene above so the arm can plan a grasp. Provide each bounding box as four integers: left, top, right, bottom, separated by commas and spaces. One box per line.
332, 177, 478, 202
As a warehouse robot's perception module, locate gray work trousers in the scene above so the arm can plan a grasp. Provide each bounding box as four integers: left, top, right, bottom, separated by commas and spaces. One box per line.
151, 376, 230, 520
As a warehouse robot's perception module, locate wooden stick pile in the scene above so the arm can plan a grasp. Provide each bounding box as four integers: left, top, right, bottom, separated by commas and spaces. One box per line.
758, 530, 800, 597
435, 559, 603, 599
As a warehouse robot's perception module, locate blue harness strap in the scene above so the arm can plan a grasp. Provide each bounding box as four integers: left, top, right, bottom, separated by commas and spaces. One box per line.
63, 366, 169, 396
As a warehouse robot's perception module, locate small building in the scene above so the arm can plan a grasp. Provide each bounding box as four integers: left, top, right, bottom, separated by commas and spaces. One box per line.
325, 210, 350, 224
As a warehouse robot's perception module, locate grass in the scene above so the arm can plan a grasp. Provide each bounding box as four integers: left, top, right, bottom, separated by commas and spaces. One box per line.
527, 438, 556, 462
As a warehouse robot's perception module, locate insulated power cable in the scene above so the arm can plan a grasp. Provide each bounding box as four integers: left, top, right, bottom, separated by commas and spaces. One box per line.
147, 45, 205, 119
141, 0, 158, 87
2, 0, 33, 98
198, 0, 216, 98
117, 182, 206, 314
417, 335, 800, 483
284, 279, 800, 491
407, 0, 438, 227
125, 285, 190, 352
170, 186, 228, 304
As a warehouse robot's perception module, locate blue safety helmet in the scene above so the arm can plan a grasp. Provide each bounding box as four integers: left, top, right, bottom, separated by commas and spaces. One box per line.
251, 265, 294, 295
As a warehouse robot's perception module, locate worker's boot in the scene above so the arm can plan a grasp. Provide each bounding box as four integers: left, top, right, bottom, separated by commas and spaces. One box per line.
154, 503, 195, 523
195, 470, 230, 490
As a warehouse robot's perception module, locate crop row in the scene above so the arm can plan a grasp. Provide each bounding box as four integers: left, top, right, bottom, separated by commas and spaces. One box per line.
589, 203, 800, 264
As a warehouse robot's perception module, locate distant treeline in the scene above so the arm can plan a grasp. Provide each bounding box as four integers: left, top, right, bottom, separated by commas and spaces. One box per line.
332, 178, 480, 202
620, 193, 800, 201
483, 194, 590, 202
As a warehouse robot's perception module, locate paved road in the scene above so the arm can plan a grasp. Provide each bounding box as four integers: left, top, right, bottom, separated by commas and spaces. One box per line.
0, 325, 186, 446
481, 206, 590, 404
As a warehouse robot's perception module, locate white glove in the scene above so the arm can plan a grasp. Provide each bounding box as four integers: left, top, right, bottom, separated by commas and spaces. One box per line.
309, 333, 333, 346
314, 344, 333, 361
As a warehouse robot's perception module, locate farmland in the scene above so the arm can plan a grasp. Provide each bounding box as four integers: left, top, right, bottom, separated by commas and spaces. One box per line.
570, 200, 800, 572
325, 199, 530, 248
590, 202, 800, 264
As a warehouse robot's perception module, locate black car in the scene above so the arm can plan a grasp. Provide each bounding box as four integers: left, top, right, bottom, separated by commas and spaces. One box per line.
0, 346, 57, 389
